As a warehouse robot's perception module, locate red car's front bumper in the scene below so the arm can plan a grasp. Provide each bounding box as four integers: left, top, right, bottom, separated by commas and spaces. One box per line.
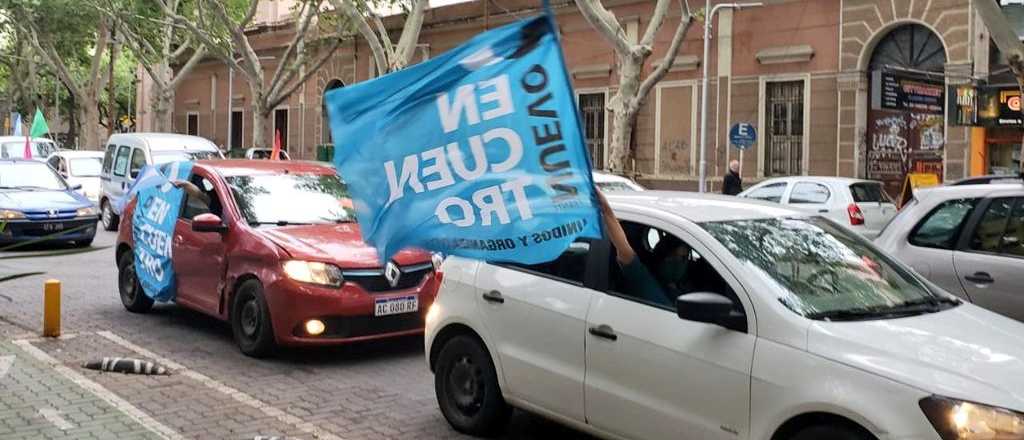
263, 266, 440, 346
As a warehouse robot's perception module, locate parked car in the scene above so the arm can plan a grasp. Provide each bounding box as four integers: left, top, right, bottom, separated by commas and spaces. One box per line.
875, 183, 1024, 322
0, 159, 99, 247
426, 191, 1024, 440
46, 150, 104, 205
99, 133, 223, 231
592, 171, 644, 192
948, 174, 1023, 186
0, 136, 59, 161
226, 147, 291, 160
115, 160, 441, 357
739, 176, 896, 238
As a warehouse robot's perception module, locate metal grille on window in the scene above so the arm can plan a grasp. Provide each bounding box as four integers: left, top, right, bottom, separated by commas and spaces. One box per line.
578, 93, 606, 169
766, 81, 804, 176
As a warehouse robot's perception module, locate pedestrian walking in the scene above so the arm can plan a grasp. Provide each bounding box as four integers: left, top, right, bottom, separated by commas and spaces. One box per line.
722, 160, 743, 195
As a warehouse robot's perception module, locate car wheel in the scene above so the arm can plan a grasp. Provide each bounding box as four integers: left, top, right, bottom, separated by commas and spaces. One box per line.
791, 425, 873, 440
231, 280, 277, 358
435, 335, 510, 437
101, 199, 119, 231
118, 251, 153, 313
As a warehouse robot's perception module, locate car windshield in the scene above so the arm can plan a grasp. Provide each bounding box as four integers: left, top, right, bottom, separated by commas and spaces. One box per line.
0, 141, 58, 159
595, 181, 639, 192
68, 157, 103, 177
226, 173, 355, 226
702, 216, 948, 320
153, 150, 221, 163
0, 161, 67, 191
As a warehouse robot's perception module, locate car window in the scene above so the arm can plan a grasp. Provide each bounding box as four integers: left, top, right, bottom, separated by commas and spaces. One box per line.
227, 173, 354, 225
47, 155, 61, 170
69, 157, 102, 177
180, 174, 223, 221
909, 198, 978, 250
789, 182, 830, 204
850, 182, 893, 203
113, 146, 131, 177
969, 197, 1024, 257
608, 221, 743, 322
0, 161, 67, 190
595, 181, 639, 192
102, 145, 115, 174
508, 240, 592, 285
129, 148, 147, 178
745, 182, 787, 203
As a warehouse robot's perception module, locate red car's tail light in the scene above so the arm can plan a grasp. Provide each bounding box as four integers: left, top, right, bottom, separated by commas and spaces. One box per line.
847, 203, 865, 226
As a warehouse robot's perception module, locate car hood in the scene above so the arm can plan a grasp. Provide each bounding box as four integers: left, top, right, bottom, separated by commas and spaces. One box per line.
258, 223, 430, 268
0, 189, 91, 211
808, 304, 1024, 412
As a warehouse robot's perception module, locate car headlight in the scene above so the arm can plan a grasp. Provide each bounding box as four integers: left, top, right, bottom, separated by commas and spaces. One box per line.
282, 260, 344, 288
76, 206, 99, 217
0, 209, 25, 220
431, 252, 445, 271
920, 395, 1024, 440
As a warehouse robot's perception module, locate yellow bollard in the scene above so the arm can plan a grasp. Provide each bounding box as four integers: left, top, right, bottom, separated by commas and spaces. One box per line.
43, 279, 60, 337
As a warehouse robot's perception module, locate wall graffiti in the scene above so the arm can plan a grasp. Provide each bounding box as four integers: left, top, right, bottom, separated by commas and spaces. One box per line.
867, 110, 944, 196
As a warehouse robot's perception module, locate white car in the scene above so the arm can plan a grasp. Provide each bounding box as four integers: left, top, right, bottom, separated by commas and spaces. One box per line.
876, 183, 1024, 322
0, 136, 59, 161
425, 191, 1024, 440
46, 150, 104, 205
739, 176, 896, 238
592, 171, 645, 192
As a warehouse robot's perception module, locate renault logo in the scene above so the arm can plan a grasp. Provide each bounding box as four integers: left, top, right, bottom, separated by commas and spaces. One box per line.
384, 261, 401, 288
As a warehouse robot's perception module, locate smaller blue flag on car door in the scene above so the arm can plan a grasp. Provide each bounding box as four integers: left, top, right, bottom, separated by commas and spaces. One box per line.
325, 13, 601, 265
132, 161, 192, 301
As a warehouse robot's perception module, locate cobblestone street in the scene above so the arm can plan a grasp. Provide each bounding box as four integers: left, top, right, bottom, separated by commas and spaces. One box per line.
0, 231, 591, 439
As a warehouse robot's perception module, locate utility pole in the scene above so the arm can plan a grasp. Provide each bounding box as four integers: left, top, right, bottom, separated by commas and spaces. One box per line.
698, 1, 762, 192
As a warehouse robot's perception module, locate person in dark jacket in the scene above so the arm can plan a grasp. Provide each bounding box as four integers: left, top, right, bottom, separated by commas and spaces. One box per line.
722, 160, 743, 195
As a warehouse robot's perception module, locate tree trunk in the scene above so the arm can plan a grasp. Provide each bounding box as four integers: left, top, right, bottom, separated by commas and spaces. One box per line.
151, 89, 174, 133
252, 101, 268, 148
78, 97, 102, 149
606, 54, 643, 173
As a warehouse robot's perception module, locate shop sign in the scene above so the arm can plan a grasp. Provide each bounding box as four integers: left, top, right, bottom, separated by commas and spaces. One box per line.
978, 86, 1024, 127
948, 85, 977, 126
871, 70, 944, 114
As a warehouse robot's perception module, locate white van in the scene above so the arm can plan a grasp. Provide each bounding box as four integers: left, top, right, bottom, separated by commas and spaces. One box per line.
99, 133, 223, 230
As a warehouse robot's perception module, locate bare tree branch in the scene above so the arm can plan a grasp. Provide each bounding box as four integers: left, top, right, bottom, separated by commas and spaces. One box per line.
638, 0, 671, 53
331, 0, 388, 75
638, 0, 692, 100
573, 0, 632, 56
167, 45, 208, 91
267, 38, 343, 109
394, 0, 427, 69
267, 1, 317, 100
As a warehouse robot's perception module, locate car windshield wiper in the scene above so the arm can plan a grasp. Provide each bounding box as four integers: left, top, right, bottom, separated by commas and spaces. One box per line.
251, 220, 312, 226
887, 296, 961, 311
806, 307, 924, 321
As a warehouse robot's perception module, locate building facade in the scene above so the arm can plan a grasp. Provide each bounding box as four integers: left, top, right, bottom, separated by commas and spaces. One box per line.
165, 0, 994, 191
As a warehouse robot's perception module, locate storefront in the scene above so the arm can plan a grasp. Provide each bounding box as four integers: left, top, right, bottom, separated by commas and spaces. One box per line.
972, 86, 1024, 177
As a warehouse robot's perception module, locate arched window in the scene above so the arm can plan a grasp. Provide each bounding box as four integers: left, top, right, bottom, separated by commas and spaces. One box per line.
321, 79, 345, 145
869, 24, 946, 72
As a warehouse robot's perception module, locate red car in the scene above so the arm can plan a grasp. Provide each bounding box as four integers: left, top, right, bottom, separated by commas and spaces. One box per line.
115, 160, 441, 357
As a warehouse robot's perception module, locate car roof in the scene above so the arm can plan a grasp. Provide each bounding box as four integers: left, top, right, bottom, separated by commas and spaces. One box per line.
53, 150, 104, 158
608, 190, 800, 223
753, 176, 877, 185
916, 183, 1024, 202
592, 171, 632, 183
195, 159, 335, 177
107, 133, 219, 151
0, 158, 52, 166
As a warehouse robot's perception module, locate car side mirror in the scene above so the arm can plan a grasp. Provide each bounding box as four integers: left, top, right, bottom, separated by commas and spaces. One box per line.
676, 292, 741, 328
192, 213, 227, 234
130, 169, 140, 179
70, 183, 83, 191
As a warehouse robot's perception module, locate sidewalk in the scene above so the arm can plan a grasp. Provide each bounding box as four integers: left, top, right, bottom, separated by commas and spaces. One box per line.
0, 323, 159, 440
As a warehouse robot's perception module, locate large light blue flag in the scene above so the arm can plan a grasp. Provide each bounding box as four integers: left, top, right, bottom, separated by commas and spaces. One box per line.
131, 161, 192, 302
325, 14, 601, 265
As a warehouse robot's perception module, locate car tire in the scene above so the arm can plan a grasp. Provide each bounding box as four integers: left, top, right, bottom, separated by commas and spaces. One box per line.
75, 237, 95, 248
230, 280, 277, 358
790, 425, 873, 440
118, 251, 153, 313
101, 199, 119, 232
435, 335, 511, 437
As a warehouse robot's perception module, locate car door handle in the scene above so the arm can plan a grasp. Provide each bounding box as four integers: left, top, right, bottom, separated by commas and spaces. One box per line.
481, 290, 504, 304
964, 272, 994, 284
588, 324, 617, 341
817, 209, 828, 213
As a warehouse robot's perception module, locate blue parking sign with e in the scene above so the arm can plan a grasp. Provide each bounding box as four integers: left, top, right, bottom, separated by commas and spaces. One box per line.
729, 123, 756, 150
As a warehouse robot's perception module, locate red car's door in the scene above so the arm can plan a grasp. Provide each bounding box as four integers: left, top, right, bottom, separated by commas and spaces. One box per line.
172, 169, 228, 316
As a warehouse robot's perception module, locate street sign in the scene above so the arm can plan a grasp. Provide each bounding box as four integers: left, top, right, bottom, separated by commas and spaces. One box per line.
729, 122, 756, 150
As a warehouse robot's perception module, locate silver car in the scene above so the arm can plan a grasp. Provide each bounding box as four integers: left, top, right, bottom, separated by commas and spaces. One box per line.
876, 183, 1024, 321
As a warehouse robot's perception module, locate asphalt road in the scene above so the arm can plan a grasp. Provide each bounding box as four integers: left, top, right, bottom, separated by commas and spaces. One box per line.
0, 229, 594, 439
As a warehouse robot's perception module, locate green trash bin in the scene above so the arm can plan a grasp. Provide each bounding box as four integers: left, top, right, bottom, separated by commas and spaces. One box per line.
315, 144, 334, 162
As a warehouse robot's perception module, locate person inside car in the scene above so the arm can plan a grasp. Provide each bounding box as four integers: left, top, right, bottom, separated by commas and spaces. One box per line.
596, 190, 692, 307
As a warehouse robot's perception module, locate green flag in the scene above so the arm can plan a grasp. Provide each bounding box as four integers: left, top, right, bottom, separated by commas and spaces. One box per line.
29, 109, 48, 138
